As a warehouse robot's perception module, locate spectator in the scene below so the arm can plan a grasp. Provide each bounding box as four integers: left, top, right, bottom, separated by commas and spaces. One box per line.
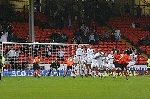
80, 23, 85, 32
76, 36, 82, 44
135, 5, 142, 18
84, 25, 89, 34
89, 32, 95, 45
138, 37, 145, 46
102, 30, 109, 42
145, 33, 150, 46
68, 15, 72, 30
15, 49, 20, 60
94, 31, 100, 44
74, 29, 82, 37
135, 22, 140, 28
115, 29, 121, 42
7, 23, 14, 33
7, 33, 18, 42
50, 30, 61, 43
57, 48, 65, 61
131, 21, 136, 28
46, 45, 52, 57
110, 32, 116, 42
33, 45, 40, 57
124, 3, 130, 15
82, 31, 89, 44
0, 30, 8, 42
7, 47, 16, 58
143, 23, 150, 32
72, 36, 78, 44
7, 47, 17, 69
60, 32, 68, 43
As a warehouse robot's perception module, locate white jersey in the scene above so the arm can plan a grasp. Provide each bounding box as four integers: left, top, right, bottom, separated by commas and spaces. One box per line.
58, 50, 64, 58
107, 54, 114, 64
73, 55, 78, 63
130, 54, 137, 62
91, 53, 100, 68
75, 48, 84, 63
8, 49, 16, 57
81, 51, 87, 64
106, 54, 115, 69
128, 54, 137, 67
0, 32, 8, 42
101, 56, 108, 67
86, 48, 94, 57
96, 51, 104, 66
76, 48, 84, 56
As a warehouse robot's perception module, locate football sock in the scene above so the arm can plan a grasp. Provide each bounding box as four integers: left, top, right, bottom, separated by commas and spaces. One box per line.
133, 70, 136, 76
34, 72, 37, 77
92, 71, 95, 77
89, 69, 91, 75
127, 70, 129, 75
37, 70, 40, 77
94, 71, 96, 77
113, 71, 116, 77
103, 71, 106, 77
85, 68, 88, 76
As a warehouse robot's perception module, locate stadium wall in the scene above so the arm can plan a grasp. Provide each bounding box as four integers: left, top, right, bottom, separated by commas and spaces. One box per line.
3, 64, 149, 77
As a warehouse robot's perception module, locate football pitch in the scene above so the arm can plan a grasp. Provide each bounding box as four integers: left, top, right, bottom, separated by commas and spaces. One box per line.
0, 76, 150, 99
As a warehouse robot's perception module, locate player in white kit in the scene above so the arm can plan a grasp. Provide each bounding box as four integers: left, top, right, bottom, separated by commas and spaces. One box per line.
95, 49, 105, 77
91, 49, 101, 77
85, 45, 94, 77
107, 51, 116, 77
99, 52, 108, 78
128, 51, 137, 76
80, 48, 87, 77
75, 45, 84, 75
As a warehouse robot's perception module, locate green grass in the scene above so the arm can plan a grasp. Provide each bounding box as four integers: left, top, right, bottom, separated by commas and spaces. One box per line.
0, 76, 150, 99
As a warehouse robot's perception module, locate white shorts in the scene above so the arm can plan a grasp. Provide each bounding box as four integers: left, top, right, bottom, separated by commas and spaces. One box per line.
86, 57, 92, 64
107, 63, 115, 69
91, 63, 99, 68
74, 56, 80, 64
128, 61, 136, 68
97, 60, 103, 66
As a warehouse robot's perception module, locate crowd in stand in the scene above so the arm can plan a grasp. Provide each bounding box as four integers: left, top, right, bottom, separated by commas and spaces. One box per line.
0, 0, 149, 48
44, 0, 114, 29
138, 32, 150, 46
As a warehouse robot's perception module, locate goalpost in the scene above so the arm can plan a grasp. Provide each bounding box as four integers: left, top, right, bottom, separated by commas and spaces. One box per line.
2, 42, 89, 76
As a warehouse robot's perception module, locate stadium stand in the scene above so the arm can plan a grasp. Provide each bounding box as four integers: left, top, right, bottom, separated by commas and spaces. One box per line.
0, 0, 150, 70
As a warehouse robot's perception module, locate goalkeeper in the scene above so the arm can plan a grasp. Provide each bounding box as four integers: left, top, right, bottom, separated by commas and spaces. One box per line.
48, 57, 60, 76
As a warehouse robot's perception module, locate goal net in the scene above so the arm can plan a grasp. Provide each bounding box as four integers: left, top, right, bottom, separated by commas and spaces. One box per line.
2, 42, 89, 76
